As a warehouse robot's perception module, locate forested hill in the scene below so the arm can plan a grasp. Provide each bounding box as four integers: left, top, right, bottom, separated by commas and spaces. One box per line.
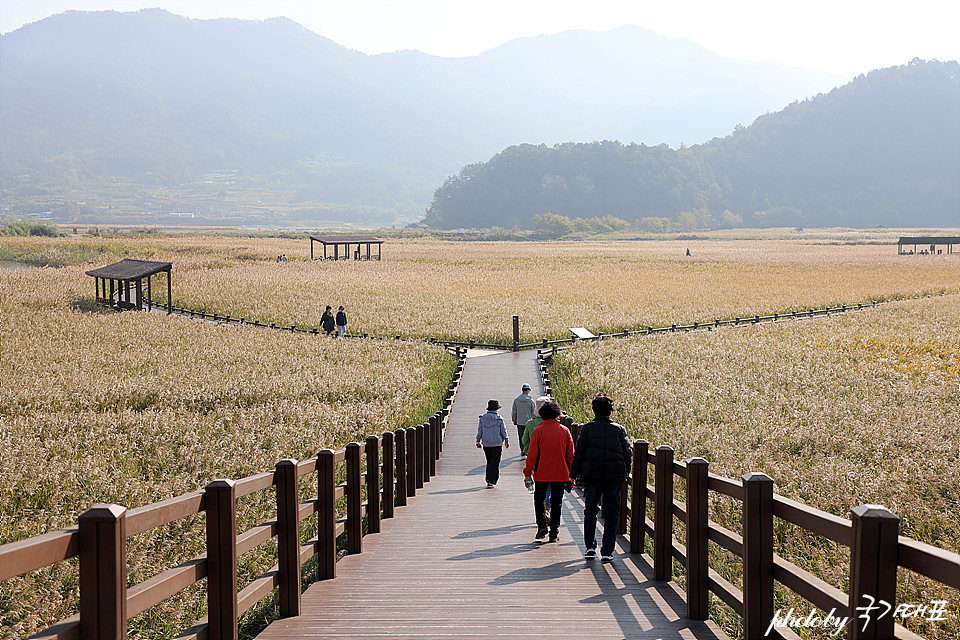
1, 9, 847, 222
425, 60, 960, 230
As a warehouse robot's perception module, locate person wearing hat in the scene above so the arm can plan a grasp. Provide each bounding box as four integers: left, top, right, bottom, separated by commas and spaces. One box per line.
511, 383, 537, 457
476, 399, 510, 488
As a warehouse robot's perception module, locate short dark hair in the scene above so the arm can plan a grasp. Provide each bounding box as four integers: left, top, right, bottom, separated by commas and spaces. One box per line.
539, 400, 561, 420
592, 393, 614, 416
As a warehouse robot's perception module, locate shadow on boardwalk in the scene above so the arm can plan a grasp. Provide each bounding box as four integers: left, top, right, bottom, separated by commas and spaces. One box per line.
257, 349, 729, 639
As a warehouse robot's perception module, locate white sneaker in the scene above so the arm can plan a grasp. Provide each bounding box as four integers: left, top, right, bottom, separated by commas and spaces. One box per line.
584, 548, 598, 559
601, 553, 614, 562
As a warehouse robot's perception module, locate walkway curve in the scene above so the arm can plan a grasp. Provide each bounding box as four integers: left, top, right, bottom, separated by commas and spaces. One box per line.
256, 349, 730, 639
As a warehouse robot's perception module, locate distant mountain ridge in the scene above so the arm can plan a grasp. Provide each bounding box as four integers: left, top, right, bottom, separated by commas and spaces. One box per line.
425, 60, 960, 230
0, 9, 850, 221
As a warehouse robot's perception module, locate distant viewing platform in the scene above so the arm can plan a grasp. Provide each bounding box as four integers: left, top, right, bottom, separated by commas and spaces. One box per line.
897, 236, 959, 255
310, 235, 383, 260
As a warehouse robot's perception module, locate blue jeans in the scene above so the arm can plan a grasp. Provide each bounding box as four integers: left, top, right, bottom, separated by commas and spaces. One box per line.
583, 479, 623, 556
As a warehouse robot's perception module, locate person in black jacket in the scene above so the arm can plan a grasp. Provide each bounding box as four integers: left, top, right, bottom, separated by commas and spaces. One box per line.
321, 306, 335, 335
570, 393, 632, 562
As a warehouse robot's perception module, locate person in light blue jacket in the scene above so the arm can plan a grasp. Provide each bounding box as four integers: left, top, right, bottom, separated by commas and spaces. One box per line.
476, 399, 510, 487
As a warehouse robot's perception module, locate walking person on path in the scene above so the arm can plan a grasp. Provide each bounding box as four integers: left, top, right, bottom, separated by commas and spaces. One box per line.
476, 400, 509, 488
511, 383, 537, 457
570, 393, 632, 562
523, 399, 574, 543
521, 395, 552, 518
335, 305, 347, 338
321, 305, 335, 336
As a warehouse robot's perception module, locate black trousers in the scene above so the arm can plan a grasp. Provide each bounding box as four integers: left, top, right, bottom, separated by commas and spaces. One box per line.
534, 481, 565, 534
483, 446, 502, 485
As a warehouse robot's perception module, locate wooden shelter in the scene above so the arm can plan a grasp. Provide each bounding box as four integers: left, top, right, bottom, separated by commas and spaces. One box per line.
86, 259, 172, 313
310, 235, 383, 261
897, 236, 959, 255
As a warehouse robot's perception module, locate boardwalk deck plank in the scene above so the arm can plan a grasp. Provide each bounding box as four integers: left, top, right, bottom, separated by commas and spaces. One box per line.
257, 349, 729, 640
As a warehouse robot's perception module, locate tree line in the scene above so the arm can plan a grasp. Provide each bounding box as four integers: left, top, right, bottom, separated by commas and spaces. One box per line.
425, 60, 960, 231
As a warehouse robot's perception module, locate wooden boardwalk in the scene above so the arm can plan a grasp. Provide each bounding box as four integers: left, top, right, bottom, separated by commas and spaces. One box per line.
257, 349, 730, 640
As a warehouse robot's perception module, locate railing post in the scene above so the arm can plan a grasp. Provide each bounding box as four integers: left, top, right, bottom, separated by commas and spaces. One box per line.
685, 457, 709, 620
382, 431, 395, 518
848, 505, 900, 640
407, 426, 418, 496
630, 440, 648, 554
316, 450, 337, 579
346, 443, 363, 554
618, 478, 629, 534
365, 436, 382, 534
395, 429, 408, 505
205, 479, 238, 640
653, 445, 674, 581
275, 459, 301, 617
429, 414, 439, 476
742, 472, 774, 640
79, 504, 127, 640
419, 423, 430, 485
513, 315, 520, 351
440, 408, 450, 453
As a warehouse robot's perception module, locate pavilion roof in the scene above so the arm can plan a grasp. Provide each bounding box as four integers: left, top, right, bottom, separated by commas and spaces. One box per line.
897, 236, 960, 244
85, 259, 172, 281
310, 235, 383, 245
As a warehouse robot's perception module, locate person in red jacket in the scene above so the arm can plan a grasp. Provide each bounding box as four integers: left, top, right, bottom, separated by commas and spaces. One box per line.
523, 399, 574, 543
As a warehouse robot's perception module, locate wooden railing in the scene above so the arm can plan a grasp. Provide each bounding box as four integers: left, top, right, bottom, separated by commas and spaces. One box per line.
539, 340, 958, 639
158, 299, 899, 351
1, 349, 466, 640
560, 433, 959, 640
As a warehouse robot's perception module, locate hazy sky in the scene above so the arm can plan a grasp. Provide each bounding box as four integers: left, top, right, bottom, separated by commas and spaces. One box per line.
2, 0, 958, 77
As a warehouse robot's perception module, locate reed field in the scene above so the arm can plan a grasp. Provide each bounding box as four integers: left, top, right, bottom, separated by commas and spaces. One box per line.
1, 230, 958, 638
0, 264, 457, 639
2, 230, 959, 344
550, 294, 959, 638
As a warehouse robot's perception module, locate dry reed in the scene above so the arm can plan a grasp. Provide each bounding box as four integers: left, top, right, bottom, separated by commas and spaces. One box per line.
550, 294, 959, 638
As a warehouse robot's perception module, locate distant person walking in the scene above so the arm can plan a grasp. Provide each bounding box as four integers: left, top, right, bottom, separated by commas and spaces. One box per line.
335, 305, 347, 338
570, 393, 632, 562
520, 396, 550, 456
321, 305, 335, 336
476, 400, 509, 488
511, 383, 537, 456
523, 400, 574, 543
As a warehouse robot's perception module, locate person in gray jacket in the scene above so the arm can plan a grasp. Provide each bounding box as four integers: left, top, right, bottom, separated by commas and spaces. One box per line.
511, 383, 537, 455
476, 399, 510, 487
570, 393, 632, 562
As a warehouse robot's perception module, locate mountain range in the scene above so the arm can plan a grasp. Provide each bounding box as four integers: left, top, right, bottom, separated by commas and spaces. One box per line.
0, 9, 855, 223
426, 59, 960, 230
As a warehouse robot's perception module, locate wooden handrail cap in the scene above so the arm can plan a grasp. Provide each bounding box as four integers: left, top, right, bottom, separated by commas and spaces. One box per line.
686, 457, 709, 465
80, 504, 126, 519
655, 444, 674, 452
276, 458, 298, 467
205, 478, 236, 489
852, 504, 899, 520
742, 472, 773, 483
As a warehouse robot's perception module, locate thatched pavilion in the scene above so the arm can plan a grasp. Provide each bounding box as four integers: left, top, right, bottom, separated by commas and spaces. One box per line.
310, 235, 383, 260
86, 259, 172, 313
